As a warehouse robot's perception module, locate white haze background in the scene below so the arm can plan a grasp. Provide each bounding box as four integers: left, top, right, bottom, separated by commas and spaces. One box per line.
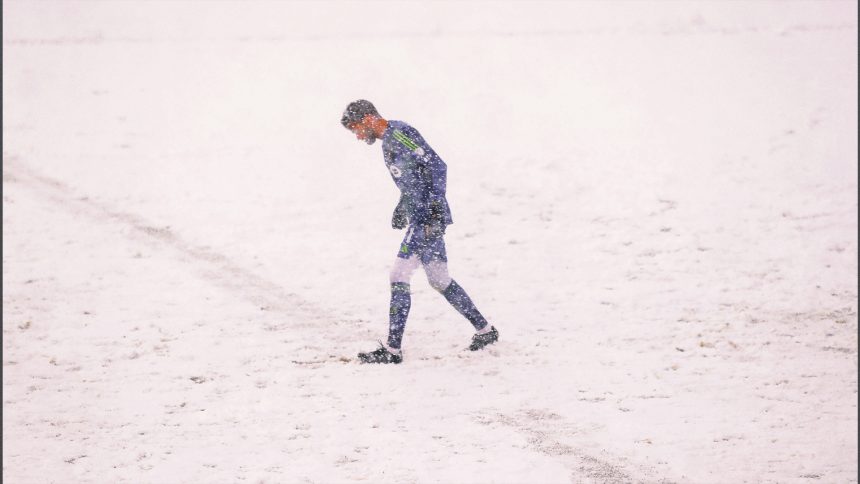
3, 1, 858, 483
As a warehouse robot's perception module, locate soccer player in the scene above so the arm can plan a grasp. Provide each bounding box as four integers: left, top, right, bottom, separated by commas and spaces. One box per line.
341, 99, 499, 364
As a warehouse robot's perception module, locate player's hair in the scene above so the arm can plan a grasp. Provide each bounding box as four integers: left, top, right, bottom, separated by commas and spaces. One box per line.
341, 99, 379, 127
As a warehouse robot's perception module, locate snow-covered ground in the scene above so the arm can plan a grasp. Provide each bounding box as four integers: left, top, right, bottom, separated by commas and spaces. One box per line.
3, 1, 857, 482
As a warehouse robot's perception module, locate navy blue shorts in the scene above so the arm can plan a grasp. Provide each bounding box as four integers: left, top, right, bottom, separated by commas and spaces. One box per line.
397, 225, 447, 264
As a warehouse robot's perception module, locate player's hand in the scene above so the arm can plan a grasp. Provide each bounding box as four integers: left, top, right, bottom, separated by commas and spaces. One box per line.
392, 209, 408, 229
392, 195, 408, 229
425, 201, 445, 237
423, 223, 444, 238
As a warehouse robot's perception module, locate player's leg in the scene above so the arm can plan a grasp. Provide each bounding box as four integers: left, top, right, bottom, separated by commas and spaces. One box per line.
422, 234, 499, 350
358, 227, 420, 364
386, 253, 420, 352
425, 260, 490, 330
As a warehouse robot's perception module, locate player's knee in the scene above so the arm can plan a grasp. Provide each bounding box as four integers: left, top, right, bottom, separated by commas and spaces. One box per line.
390, 271, 409, 284
390, 267, 413, 284
427, 274, 452, 292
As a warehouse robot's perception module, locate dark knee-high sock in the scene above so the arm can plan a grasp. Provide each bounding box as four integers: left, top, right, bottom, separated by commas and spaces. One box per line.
387, 282, 411, 350
441, 280, 488, 331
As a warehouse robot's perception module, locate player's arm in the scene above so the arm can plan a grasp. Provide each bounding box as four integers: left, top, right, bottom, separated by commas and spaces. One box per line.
391, 127, 443, 234
421, 158, 446, 237
426, 158, 447, 224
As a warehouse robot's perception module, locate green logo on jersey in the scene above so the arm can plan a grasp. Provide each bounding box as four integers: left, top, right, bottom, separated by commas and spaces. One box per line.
393, 130, 419, 151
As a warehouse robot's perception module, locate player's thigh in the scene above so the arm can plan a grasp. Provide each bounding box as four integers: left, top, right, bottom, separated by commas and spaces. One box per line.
390, 254, 421, 283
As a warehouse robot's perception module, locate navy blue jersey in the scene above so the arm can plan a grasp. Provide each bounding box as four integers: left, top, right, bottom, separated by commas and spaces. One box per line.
381, 121, 453, 226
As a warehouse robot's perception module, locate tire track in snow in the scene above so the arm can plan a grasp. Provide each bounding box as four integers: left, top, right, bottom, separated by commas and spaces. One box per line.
3, 159, 343, 335
475, 408, 680, 484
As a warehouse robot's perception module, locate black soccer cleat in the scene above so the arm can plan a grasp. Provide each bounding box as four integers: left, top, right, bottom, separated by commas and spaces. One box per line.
358, 344, 403, 364
469, 326, 499, 351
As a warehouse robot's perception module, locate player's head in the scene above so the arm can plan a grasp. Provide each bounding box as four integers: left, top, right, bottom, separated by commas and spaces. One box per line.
341, 99, 382, 145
